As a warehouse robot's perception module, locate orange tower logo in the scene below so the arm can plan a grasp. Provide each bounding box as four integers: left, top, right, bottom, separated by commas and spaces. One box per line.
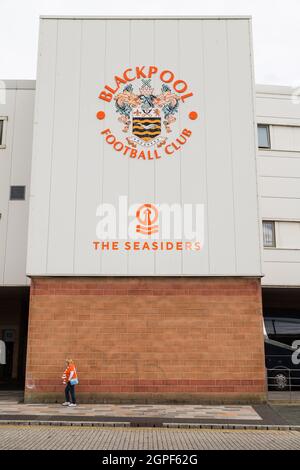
136, 204, 159, 235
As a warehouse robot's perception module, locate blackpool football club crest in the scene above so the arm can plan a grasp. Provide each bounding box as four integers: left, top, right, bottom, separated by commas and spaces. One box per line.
97, 66, 198, 159
115, 79, 180, 148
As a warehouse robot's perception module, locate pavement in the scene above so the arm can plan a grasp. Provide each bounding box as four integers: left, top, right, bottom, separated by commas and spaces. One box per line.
0, 391, 300, 430
2, 391, 300, 450
1, 425, 300, 450
0, 391, 291, 429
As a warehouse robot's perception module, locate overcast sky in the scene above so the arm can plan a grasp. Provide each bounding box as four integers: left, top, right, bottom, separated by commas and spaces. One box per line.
0, 0, 299, 86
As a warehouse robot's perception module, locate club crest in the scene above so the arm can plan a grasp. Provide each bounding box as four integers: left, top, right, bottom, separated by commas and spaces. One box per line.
97, 66, 198, 159
115, 79, 180, 148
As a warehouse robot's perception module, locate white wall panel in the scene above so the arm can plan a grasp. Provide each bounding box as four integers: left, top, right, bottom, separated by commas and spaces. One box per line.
73, 20, 106, 275
154, 20, 182, 275
26, 20, 58, 275
276, 221, 300, 250
226, 20, 261, 275
258, 156, 300, 178
261, 197, 300, 221
46, 20, 82, 274
263, 249, 300, 263
202, 20, 236, 274
262, 262, 300, 286
260, 177, 300, 199
256, 88, 300, 124
128, 20, 155, 275
271, 125, 300, 152
179, 20, 209, 275
27, 17, 261, 277
100, 20, 131, 275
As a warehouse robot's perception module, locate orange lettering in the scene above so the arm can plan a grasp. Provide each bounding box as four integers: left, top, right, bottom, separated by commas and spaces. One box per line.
160, 70, 174, 83
173, 80, 188, 93
165, 144, 174, 155
181, 92, 193, 103
136, 66, 146, 79
182, 128, 192, 137
123, 68, 135, 81
114, 141, 124, 151
123, 146, 131, 156
138, 150, 146, 160
114, 75, 127, 88
148, 66, 158, 78
106, 134, 116, 144
99, 91, 112, 102
101, 128, 111, 135
172, 142, 181, 151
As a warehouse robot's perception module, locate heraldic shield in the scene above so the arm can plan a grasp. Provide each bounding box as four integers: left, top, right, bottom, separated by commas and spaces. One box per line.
132, 116, 161, 142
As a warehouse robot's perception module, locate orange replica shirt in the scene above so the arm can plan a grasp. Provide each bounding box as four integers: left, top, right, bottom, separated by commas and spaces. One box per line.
62, 364, 78, 382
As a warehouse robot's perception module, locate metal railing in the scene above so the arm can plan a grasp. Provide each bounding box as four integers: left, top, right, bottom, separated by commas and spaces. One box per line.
266, 366, 300, 402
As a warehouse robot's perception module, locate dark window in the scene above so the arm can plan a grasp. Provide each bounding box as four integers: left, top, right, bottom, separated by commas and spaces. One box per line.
274, 318, 300, 335
258, 124, 271, 149
264, 319, 275, 336
0, 119, 3, 146
265, 317, 300, 336
10, 186, 26, 201
263, 221, 276, 248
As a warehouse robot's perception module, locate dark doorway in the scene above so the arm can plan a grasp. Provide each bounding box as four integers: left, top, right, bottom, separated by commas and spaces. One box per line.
0, 286, 30, 390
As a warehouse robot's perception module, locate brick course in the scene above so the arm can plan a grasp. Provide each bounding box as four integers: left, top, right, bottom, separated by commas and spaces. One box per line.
25, 277, 266, 403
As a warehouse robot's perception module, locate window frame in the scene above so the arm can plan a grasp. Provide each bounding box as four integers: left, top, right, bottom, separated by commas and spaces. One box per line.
262, 220, 276, 248
258, 124, 271, 149
9, 185, 26, 201
0, 116, 8, 149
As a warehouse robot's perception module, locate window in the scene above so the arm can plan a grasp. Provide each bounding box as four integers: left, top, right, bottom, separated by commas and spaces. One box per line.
263, 221, 276, 248
258, 124, 271, 149
265, 316, 300, 337
0, 117, 7, 148
0, 120, 3, 146
10, 186, 26, 201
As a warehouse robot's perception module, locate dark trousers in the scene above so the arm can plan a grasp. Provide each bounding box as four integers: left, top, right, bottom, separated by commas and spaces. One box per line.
65, 382, 76, 404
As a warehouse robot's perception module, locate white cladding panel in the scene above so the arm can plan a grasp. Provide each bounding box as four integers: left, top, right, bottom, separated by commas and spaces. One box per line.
0, 83, 34, 285
27, 17, 261, 276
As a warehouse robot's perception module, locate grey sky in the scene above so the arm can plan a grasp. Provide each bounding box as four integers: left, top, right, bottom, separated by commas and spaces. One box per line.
0, 0, 299, 86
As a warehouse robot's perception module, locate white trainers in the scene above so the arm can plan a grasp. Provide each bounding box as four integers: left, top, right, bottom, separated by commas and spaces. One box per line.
62, 402, 70, 406
68, 403, 77, 407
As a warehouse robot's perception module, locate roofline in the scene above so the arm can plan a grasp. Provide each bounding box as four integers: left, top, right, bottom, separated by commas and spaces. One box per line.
0, 80, 36, 90
256, 84, 299, 96
39, 15, 252, 20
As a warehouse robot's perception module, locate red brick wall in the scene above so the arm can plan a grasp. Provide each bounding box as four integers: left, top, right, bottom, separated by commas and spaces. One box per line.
25, 277, 266, 403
